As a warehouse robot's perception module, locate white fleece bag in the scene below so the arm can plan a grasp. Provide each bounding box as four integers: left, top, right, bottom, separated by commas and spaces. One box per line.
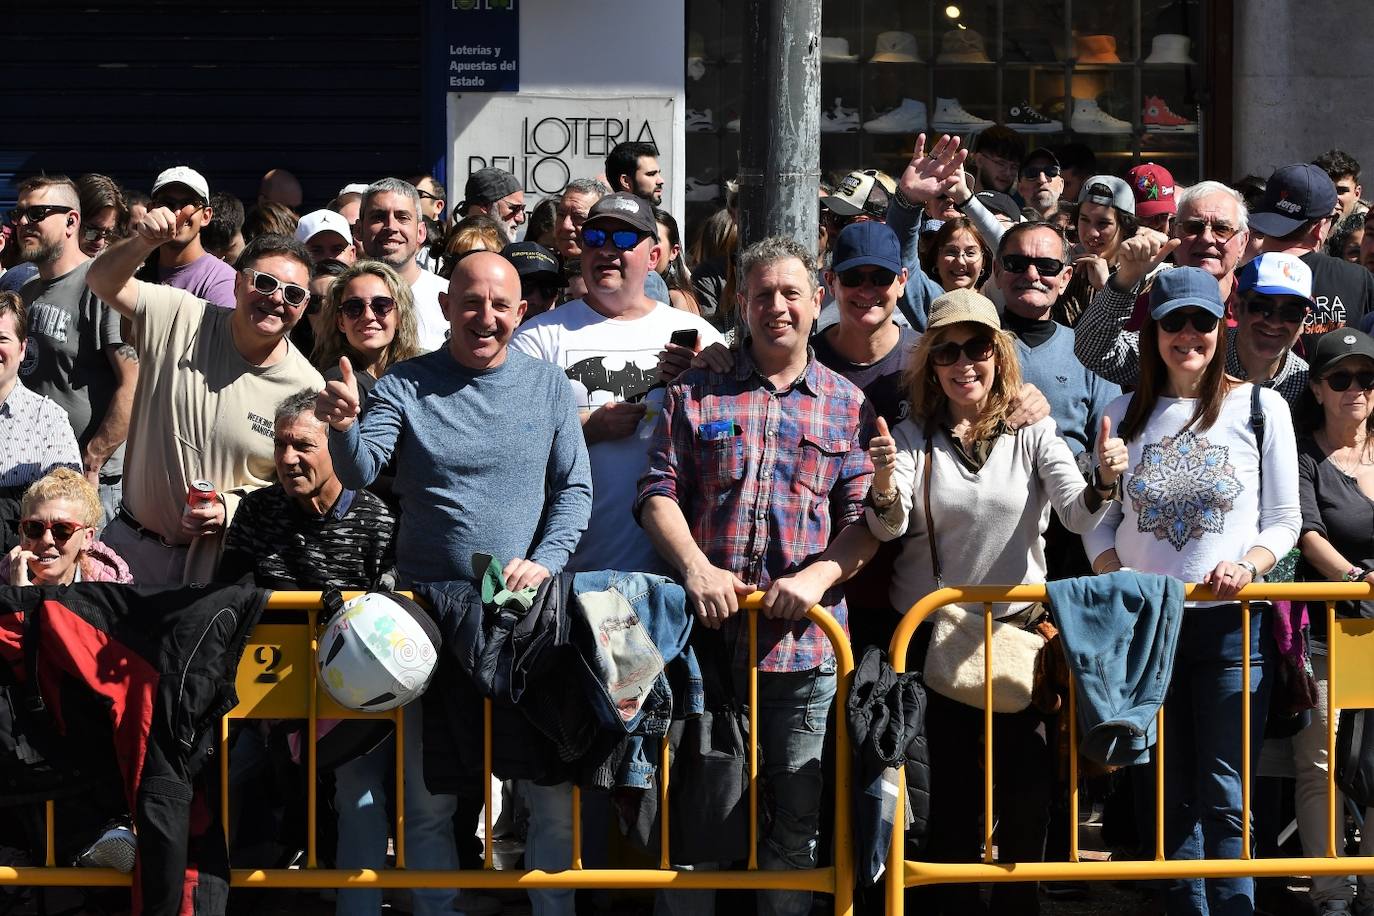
921, 604, 1041, 713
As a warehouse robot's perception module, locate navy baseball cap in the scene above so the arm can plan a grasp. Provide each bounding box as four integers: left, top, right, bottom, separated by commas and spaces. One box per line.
502, 241, 562, 284
1149, 266, 1225, 320
1249, 163, 1339, 237
831, 220, 902, 273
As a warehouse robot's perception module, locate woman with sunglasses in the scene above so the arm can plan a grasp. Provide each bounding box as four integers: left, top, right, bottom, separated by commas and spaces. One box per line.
1083, 267, 1301, 916
1288, 329, 1374, 914
866, 289, 1122, 915
313, 260, 425, 400
922, 216, 993, 293
4, 468, 131, 586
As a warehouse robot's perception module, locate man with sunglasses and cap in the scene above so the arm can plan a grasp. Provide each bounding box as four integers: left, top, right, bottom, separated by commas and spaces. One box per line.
14, 175, 138, 527
509, 193, 718, 912
1017, 147, 1066, 221
144, 166, 237, 309
459, 166, 527, 240
86, 215, 323, 585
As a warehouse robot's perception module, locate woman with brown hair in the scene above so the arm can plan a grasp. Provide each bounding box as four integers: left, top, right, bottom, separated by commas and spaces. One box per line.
313, 260, 425, 400
921, 216, 993, 292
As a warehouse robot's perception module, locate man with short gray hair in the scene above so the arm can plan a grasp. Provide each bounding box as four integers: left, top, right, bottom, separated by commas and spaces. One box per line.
355, 177, 448, 350
638, 235, 875, 916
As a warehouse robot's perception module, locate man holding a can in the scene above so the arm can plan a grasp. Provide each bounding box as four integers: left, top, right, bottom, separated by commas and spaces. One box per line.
86, 208, 323, 584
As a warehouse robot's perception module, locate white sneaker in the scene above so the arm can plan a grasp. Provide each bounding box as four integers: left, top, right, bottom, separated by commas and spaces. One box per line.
725, 116, 740, 132
686, 108, 715, 132
820, 97, 860, 133
1071, 97, 1132, 134
685, 177, 720, 202
76, 821, 136, 873
1007, 99, 1062, 133
930, 97, 995, 133
863, 98, 928, 133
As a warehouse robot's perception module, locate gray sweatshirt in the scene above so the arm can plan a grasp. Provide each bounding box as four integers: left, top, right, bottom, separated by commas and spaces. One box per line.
329, 347, 592, 584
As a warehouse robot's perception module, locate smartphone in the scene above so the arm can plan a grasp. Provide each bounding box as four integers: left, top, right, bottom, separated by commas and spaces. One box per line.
670, 328, 699, 348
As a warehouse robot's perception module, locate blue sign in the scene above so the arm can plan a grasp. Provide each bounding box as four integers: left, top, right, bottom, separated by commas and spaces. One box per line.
446, 0, 519, 92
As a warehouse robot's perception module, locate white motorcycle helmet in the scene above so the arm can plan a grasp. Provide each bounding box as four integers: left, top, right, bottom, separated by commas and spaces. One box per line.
317, 591, 441, 711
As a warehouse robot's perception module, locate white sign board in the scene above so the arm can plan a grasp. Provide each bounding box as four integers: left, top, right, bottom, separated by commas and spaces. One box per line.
449, 93, 676, 208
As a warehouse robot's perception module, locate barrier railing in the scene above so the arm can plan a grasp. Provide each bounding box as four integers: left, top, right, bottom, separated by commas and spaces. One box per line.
885, 581, 1374, 915
0, 590, 855, 914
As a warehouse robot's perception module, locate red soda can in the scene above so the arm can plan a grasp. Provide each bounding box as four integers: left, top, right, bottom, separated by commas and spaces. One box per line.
187, 480, 217, 509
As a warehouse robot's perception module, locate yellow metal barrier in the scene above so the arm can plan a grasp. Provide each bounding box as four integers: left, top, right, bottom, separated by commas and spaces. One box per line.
0, 590, 855, 913
885, 581, 1374, 915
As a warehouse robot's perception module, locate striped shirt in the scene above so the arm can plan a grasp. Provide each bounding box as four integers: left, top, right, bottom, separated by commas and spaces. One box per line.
637, 347, 873, 672
0, 381, 81, 493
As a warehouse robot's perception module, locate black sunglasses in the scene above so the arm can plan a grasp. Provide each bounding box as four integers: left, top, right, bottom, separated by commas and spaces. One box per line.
838, 267, 897, 288
1157, 309, 1220, 334
243, 267, 309, 306
581, 227, 648, 251
1020, 164, 1062, 180
1244, 298, 1308, 325
7, 205, 73, 225
339, 296, 397, 320
1000, 254, 1067, 277
1324, 371, 1374, 392
931, 335, 995, 367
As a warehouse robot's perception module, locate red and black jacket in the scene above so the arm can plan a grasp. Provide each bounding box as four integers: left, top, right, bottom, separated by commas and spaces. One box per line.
0, 583, 268, 916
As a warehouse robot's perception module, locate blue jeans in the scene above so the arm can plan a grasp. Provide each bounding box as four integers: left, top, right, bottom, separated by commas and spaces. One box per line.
655, 661, 837, 916
1164, 605, 1272, 916
334, 704, 458, 916
518, 781, 577, 915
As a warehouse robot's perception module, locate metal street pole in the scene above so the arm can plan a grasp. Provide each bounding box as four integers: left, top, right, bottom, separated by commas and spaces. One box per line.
736, 0, 822, 257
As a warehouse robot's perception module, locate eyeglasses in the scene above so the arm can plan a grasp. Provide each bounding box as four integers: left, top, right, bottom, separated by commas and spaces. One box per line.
1178, 216, 1241, 243
581, 227, 649, 251
1323, 370, 1374, 392
1157, 309, 1220, 334
1244, 297, 1309, 325
1000, 254, 1067, 277
339, 296, 397, 320
1020, 164, 1062, 180
20, 518, 86, 543
838, 267, 897, 288
7, 205, 74, 225
931, 335, 995, 366
81, 225, 121, 244
243, 268, 310, 306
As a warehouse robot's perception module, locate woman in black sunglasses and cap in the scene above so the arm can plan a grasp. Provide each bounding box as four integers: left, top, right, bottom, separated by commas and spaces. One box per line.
1083, 266, 1301, 916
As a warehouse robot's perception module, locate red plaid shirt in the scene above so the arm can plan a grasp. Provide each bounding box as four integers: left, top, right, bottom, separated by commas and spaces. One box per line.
636, 347, 873, 672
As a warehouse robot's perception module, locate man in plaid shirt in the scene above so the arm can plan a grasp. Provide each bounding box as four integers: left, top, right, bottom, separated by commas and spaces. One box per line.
637, 236, 877, 916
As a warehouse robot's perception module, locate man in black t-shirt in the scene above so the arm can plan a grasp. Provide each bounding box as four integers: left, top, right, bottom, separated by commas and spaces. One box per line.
1249, 163, 1374, 343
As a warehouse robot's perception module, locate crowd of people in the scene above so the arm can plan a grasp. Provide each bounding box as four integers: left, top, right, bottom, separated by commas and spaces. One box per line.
1, 127, 1373, 916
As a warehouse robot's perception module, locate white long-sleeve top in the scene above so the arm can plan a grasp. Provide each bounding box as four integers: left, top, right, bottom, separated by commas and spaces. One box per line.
1082, 384, 1301, 606
866, 415, 1112, 616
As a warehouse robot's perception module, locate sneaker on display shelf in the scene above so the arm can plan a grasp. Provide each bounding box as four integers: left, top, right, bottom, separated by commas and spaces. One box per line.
1070, 97, 1133, 135
1143, 95, 1197, 133
821, 97, 860, 132
930, 97, 995, 133
863, 98, 928, 134
685, 177, 721, 202
1007, 100, 1062, 133
726, 115, 740, 132
686, 108, 715, 132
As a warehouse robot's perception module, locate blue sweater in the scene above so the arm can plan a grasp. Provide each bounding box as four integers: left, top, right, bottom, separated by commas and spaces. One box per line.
1010, 319, 1121, 458
329, 347, 592, 585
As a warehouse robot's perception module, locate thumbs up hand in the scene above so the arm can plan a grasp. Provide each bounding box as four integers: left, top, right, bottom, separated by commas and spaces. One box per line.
1095, 414, 1128, 490
868, 416, 897, 491
315, 356, 362, 431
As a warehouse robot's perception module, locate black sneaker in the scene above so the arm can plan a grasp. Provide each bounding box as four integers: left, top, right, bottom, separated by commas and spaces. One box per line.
1007, 100, 1063, 133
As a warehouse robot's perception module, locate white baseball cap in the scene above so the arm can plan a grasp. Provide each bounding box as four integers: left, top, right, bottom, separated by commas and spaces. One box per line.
152, 166, 210, 202
295, 209, 355, 244
338, 183, 370, 196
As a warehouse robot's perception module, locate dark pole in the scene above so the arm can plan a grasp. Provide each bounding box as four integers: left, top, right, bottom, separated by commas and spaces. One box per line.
736, 0, 822, 256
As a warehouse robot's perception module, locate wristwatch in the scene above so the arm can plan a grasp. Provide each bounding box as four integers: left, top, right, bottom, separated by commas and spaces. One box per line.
1343, 566, 1369, 582
1092, 468, 1118, 497
1237, 560, 1259, 580
868, 486, 899, 510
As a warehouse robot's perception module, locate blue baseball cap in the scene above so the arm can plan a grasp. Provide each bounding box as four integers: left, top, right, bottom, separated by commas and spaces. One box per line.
1249, 163, 1338, 237
831, 220, 902, 274
1149, 266, 1225, 320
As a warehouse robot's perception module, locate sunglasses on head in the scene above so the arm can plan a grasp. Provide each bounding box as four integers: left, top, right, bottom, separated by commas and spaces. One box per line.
20, 518, 86, 543
1177, 216, 1241, 243
581, 227, 648, 251
1324, 370, 1374, 392
1020, 164, 1062, 180
339, 296, 396, 320
1157, 309, 1220, 334
1244, 297, 1309, 325
838, 267, 897, 288
999, 254, 1067, 277
243, 267, 309, 306
7, 205, 73, 225
931, 335, 995, 367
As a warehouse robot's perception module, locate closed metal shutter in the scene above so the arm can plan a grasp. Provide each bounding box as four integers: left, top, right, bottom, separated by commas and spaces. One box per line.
3, 0, 427, 208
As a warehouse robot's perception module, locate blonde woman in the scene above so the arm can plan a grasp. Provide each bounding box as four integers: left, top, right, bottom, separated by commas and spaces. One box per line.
4, 468, 131, 585
313, 259, 426, 401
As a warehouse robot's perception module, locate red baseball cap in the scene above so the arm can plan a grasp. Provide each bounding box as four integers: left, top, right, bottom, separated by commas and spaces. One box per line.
1128, 163, 1177, 218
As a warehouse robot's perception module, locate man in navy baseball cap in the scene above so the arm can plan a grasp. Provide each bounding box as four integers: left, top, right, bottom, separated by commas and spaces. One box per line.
1249, 163, 1338, 238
